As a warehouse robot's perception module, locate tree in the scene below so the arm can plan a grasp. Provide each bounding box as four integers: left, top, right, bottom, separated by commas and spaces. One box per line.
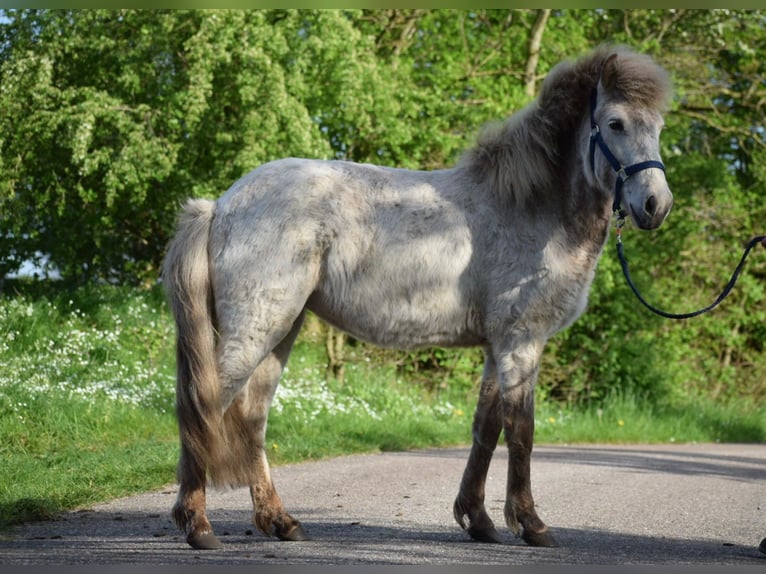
0, 10, 419, 283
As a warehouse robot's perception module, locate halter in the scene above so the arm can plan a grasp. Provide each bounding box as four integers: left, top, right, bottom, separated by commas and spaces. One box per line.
588, 87, 666, 219
589, 85, 766, 319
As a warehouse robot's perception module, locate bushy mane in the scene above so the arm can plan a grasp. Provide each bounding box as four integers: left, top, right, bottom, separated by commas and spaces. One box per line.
460, 45, 672, 205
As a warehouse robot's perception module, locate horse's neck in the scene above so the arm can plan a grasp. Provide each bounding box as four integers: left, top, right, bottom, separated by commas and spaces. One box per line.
564, 165, 613, 256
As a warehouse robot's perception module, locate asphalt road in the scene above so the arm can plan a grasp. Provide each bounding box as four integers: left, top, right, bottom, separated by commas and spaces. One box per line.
1, 443, 765, 565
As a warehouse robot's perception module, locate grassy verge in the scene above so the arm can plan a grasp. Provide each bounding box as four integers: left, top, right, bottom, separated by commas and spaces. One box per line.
534, 391, 765, 444
1, 397, 177, 525
1, 283, 763, 528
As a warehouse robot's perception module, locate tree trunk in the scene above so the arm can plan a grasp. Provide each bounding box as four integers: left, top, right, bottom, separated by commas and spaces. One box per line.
325, 326, 347, 384
523, 9, 551, 97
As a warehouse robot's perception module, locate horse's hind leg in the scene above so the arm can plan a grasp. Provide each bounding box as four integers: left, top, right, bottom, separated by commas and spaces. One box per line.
454, 349, 504, 543
173, 444, 223, 549
240, 311, 307, 541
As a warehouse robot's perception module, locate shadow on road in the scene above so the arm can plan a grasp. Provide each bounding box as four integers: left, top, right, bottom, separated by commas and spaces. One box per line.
391, 445, 766, 481
2, 506, 765, 565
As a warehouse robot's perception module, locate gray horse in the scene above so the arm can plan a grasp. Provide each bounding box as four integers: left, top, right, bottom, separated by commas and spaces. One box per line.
163, 44, 673, 550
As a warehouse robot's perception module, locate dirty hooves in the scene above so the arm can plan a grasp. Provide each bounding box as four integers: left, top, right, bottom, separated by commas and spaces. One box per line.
186, 524, 308, 549
186, 530, 224, 550
464, 524, 559, 547
276, 522, 308, 541
522, 528, 560, 548
466, 524, 504, 544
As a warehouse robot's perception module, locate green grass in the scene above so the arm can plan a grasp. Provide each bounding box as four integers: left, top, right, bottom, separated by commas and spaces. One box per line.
534, 391, 765, 444
1, 282, 763, 528
1, 396, 177, 525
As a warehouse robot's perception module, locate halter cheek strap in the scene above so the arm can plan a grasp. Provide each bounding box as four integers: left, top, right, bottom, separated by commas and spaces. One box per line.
588, 87, 665, 216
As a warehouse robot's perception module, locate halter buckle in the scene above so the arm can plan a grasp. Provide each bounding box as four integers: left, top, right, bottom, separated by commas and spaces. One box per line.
616, 167, 628, 182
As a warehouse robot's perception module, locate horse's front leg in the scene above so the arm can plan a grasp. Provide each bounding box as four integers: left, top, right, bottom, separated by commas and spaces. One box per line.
454, 349, 504, 543
497, 340, 559, 548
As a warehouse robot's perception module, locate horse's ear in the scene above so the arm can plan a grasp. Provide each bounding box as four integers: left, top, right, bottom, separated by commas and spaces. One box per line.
599, 53, 619, 94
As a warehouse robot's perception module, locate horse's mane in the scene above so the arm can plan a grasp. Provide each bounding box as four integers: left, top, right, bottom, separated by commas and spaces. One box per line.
459, 45, 672, 206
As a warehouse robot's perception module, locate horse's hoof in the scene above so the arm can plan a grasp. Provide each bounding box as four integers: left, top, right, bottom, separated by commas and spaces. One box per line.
522, 528, 559, 548
276, 522, 308, 541
187, 530, 224, 550
467, 525, 503, 544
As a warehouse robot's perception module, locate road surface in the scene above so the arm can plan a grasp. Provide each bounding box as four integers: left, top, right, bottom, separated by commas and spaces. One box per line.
1, 443, 764, 565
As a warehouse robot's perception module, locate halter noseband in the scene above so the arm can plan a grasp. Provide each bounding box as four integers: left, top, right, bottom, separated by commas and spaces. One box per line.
588, 87, 666, 218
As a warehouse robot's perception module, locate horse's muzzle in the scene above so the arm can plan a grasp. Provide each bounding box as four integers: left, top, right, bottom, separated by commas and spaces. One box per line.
626, 176, 673, 230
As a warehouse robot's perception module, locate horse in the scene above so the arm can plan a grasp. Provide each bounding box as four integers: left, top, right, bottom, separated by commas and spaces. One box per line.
162, 44, 673, 550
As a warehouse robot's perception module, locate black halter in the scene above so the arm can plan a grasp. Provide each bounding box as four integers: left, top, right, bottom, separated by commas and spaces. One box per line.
588, 87, 666, 218
589, 86, 766, 319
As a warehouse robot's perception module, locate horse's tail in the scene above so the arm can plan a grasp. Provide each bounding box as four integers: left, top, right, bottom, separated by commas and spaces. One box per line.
163, 199, 229, 485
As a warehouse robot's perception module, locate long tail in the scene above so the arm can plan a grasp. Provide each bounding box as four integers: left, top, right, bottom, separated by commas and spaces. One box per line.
162, 199, 227, 483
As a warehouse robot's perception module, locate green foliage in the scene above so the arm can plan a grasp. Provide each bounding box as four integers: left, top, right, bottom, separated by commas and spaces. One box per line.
0, 282, 176, 413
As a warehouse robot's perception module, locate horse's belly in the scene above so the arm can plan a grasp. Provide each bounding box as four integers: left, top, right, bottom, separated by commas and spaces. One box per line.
307, 285, 482, 349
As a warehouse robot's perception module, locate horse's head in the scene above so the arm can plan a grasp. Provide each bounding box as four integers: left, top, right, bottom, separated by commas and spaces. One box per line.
588, 52, 673, 230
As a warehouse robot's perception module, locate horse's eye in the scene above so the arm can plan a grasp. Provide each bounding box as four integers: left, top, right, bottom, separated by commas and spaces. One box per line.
608, 119, 625, 132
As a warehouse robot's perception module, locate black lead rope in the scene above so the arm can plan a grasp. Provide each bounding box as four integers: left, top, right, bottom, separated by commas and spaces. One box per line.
615, 218, 766, 320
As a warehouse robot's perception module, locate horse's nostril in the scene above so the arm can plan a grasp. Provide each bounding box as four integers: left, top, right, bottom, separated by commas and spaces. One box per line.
645, 195, 657, 216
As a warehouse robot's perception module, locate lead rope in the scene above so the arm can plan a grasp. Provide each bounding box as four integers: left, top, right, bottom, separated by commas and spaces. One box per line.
614, 215, 766, 320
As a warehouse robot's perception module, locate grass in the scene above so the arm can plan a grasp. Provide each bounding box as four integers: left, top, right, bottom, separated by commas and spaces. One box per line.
1, 282, 763, 528
534, 391, 765, 444
1, 397, 177, 525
